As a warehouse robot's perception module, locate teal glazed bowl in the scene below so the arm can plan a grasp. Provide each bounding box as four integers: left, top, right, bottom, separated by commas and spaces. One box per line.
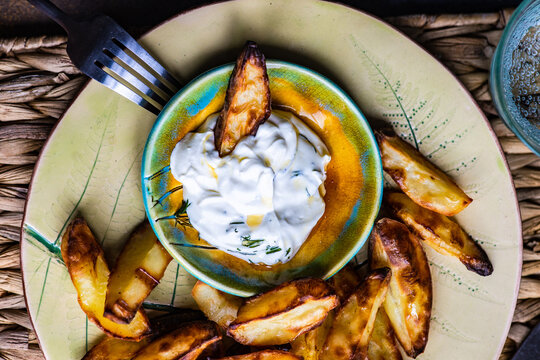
142, 60, 382, 296
490, 0, 540, 155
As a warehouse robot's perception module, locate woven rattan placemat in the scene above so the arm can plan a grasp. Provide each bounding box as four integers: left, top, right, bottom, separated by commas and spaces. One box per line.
0, 9, 537, 360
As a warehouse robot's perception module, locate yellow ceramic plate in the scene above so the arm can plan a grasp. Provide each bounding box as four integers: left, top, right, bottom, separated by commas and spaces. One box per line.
21, 1, 521, 359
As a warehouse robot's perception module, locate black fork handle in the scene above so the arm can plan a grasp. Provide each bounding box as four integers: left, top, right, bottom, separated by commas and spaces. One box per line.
27, 0, 77, 32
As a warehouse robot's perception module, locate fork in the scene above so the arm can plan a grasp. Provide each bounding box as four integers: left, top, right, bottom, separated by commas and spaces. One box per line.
27, 0, 181, 115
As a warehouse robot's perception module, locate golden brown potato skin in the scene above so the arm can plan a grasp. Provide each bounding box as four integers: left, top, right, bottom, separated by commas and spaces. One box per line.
192, 280, 243, 329
214, 40, 271, 156
105, 221, 172, 324
215, 350, 302, 360
320, 268, 391, 360
369, 218, 432, 358
82, 337, 150, 360
131, 321, 221, 360
367, 309, 403, 360
376, 129, 472, 216
290, 311, 334, 360
291, 265, 361, 360
386, 192, 493, 276
82, 310, 207, 360
326, 264, 361, 302
61, 218, 151, 341
228, 278, 338, 346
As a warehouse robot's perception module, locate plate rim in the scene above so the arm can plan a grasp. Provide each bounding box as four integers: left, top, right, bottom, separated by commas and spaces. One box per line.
19, 1, 523, 358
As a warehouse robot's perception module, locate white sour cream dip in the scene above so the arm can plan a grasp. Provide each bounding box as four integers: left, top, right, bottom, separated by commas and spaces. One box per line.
170, 111, 331, 265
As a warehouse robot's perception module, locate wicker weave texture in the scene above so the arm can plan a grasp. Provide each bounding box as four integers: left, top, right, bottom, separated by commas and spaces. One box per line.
0, 9, 537, 360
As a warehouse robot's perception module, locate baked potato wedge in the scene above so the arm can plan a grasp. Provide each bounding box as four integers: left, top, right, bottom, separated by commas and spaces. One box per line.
290, 311, 334, 360
104, 221, 172, 324
192, 280, 243, 329
376, 129, 472, 216
131, 321, 221, 360
320, 268, 391, 360
214, 40, 271, 156
61, 218, 151, 340
369, 218, 432, 358
82, 309, 207, 360
228, 278, 338, 346
82, 337, 150, 360
216, 350, 302, 360
290, 265, 360, 360
326, 264, 361, 302
386, 192, 493, 276
367, 309, 403, 360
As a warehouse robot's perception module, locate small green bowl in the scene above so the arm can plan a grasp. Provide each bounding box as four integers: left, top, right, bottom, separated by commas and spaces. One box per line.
142, 60, 382, 296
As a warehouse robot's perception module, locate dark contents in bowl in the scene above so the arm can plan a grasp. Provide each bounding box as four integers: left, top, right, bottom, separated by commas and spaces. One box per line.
510, 24, 540, 127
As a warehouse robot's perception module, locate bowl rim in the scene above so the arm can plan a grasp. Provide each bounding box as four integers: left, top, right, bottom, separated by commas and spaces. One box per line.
141, 59, 383, 296
490, 0, 540, 156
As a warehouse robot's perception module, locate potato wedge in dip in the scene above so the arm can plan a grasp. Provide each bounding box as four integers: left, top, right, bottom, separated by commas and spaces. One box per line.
214, 41, 271, 156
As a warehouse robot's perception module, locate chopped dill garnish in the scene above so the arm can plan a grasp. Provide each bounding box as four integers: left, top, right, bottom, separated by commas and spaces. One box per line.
241, 234, 264, 248
230, 221, 244, 225
291, 170, 302, 177
285, 248, 291, 256
266, 245, 281, 254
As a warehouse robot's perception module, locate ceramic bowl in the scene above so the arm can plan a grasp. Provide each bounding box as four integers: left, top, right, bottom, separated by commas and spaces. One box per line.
142, 60, 382, 296
490, 0, 540, 155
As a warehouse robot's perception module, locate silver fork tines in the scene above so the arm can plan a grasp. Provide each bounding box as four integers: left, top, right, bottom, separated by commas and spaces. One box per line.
28, 0, 181, 115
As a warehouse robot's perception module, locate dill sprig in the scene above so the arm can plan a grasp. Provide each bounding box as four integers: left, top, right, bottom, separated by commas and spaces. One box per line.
266, 245, 281, 254
241, 234, 264, 248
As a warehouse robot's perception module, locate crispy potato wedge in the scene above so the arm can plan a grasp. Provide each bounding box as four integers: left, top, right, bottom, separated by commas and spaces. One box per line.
216, 350, 302, 360
290, 265, 361, 360
228, 278, 338, 346
376, 129, 472, 216
131, 321, 221, 360
104, 221, 172, 324
82, 310, 207, 360
320, 268, 391, 360
290, 311, 334, 360
326, 264, 362, 302
82, 337, 150, 360
367, 309, 403, 360
61, 218, 151, 340
386, 192, 493, 276
192, 280, 243, 329
214, 40, 271, 156
369, 218, 432, 358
